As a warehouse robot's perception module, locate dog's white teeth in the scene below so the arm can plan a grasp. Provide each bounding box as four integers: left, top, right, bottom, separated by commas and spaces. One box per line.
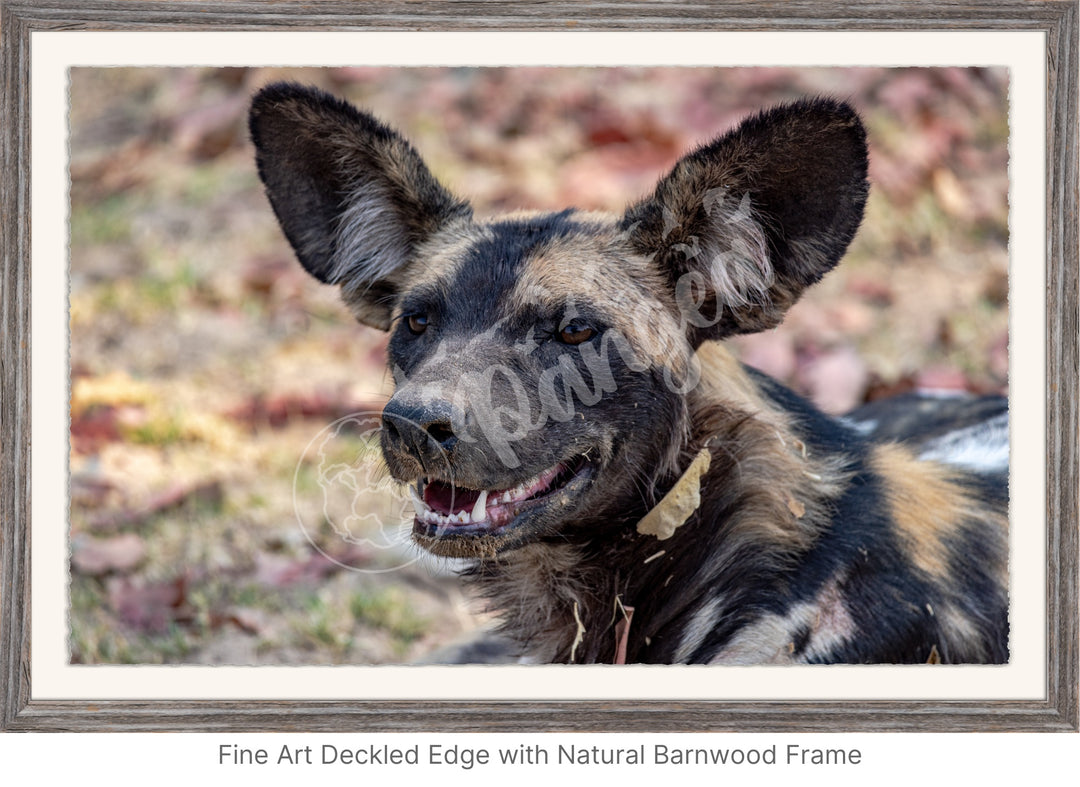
471, 490, 488, 522
408, 486, 430, 515
414, 462, 572, 528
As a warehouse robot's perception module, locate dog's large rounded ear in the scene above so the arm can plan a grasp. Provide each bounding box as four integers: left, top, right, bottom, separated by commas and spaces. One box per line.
249, 82, 472, 330
621, 98, 868, 346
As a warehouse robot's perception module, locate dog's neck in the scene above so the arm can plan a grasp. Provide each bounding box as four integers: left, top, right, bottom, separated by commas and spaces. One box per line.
461, 349, 848, 663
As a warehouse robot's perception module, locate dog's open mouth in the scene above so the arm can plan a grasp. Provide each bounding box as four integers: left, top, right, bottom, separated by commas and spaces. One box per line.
409, 456, 595, 540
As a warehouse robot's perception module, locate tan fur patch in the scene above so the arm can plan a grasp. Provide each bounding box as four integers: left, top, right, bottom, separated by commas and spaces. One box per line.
385, 221, 491, 314
688, 341, 850, 556
871, 443, 975, 581
506, 224, 692, 377
692, 342, 787, 425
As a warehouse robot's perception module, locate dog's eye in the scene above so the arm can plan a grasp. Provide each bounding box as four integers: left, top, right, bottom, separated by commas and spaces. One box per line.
406, 314, 429, 335
558, 321, 595, 346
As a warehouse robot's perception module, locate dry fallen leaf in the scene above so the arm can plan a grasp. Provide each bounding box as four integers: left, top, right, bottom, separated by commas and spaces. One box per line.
71, 533, 147, 576
85, 480, 223, 533
932, 167, 973, 219
106, 575, 189, 633
70, 371, 154, 419
637, 447, 711, 540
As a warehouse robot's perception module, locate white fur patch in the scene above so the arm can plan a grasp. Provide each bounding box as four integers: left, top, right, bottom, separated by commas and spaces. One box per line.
838, 416, 878, 436
704, 190, 773, 308
918, 412, 1009, 474
330, 177, 411, 287
673, 595, 725, 662
708, 576, 856, 664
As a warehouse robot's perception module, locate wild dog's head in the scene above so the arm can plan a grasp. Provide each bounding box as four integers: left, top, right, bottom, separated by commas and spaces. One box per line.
250, 82, 868, 559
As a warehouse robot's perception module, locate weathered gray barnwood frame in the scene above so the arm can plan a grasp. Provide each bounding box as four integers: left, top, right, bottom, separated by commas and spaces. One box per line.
1, 0, 1076, 732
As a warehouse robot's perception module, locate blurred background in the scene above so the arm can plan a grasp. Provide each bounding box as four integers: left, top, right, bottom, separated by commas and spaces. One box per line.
68, 66, 1009, 665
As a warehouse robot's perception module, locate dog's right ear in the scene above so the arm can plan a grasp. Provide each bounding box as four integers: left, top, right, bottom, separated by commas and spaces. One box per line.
249, 82, 472, 330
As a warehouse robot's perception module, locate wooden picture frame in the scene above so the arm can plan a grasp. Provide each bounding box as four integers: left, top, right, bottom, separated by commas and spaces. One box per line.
1, 0, 1076, 732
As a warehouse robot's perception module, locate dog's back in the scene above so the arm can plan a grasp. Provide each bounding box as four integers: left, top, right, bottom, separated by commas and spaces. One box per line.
667, 344, 1008, 664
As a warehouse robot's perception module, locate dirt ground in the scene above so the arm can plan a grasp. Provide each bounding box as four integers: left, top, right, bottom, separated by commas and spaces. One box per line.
67, 66, 1009, 665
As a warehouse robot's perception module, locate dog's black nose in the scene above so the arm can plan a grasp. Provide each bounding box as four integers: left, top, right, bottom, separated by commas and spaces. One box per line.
381, 396, 458, 465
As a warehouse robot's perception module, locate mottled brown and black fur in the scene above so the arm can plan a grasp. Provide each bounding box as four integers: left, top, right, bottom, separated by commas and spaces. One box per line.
250, 82, 1009, 664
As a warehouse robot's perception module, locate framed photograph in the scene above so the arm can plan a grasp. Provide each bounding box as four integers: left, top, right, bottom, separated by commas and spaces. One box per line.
1, 1, 1076, 733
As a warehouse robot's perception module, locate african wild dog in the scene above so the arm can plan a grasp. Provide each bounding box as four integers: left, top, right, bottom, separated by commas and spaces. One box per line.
249, 82, 1009, 664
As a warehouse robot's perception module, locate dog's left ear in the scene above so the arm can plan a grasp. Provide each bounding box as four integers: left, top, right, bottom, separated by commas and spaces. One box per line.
249, 82, 472, 330
621, 98, 868, 345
